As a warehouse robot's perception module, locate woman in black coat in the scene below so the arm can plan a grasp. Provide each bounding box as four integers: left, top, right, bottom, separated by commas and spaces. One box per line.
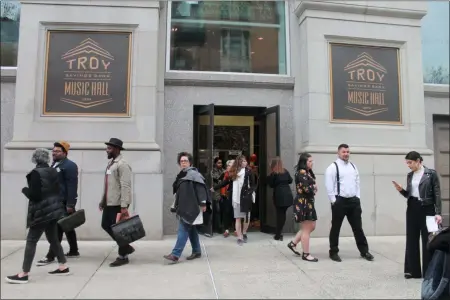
392, 151, 443, 279
6, 148, 69, 284
267, 157, 293, 241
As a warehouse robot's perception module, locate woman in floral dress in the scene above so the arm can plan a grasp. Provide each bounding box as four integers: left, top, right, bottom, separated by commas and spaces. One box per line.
287, 152, 318, 262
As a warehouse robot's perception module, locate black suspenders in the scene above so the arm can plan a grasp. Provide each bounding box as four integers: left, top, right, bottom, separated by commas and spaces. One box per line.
333, 162, 355, 196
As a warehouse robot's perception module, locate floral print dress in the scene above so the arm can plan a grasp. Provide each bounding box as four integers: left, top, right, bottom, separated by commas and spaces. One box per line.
293, 169, 318, 223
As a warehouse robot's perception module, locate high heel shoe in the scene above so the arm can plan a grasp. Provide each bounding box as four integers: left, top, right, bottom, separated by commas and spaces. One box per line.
302, 252, 318, 262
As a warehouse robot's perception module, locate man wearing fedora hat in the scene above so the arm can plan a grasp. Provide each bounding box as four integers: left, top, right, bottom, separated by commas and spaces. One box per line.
99, 138, 134, 267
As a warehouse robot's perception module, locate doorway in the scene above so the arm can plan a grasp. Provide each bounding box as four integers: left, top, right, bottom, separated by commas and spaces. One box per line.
193, 105, 281, 234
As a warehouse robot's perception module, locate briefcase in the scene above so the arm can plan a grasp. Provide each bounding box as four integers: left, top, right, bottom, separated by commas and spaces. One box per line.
111, 215, 146, 247
58, 209, 86, 232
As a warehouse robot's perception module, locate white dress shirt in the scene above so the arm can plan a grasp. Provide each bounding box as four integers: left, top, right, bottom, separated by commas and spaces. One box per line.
325, 158, 361, 203
411, 166, 424, 199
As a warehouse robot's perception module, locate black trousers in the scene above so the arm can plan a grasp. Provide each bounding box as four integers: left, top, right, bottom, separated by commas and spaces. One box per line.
46, 213, 78, 260
329, 196, 369, 255
404, 198, 434, 277
212, 200, 222, 233
101, 206, 133, 256
275, 206, 289, 238
25, 221, 66, 272
220, 196, 234, 231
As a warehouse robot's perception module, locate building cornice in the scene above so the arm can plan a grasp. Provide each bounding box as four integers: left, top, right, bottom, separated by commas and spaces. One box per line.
295, 1, 427, 20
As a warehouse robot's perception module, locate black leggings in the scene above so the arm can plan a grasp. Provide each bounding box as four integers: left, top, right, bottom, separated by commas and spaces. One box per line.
23, 220, 66, 273
275, 206, 289, 237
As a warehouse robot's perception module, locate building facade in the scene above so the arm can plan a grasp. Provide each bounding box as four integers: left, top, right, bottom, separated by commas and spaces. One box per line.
1, 0, 449, 240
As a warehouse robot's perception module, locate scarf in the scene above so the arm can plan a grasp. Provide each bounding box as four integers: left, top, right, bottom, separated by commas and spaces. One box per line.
232, 168, 245, 208
220, 171, 230, 196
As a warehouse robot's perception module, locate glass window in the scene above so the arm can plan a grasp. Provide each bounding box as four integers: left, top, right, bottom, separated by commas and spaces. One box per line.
1, 0, 20, 67
169, 1, 287, 75
421, 1, 449, 84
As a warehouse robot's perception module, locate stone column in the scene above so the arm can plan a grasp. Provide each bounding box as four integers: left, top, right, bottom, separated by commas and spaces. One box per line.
1, 0, 163, 240
293, 0, 432, 236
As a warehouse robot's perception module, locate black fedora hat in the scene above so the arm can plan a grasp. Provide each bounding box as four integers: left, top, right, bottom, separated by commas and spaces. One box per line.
105, 138, 125, 150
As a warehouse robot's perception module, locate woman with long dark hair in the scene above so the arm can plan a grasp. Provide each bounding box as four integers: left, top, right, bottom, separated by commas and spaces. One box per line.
267, 157, 293, 241
392, 151, 442, 279
211, 157, 225, 234
220, 160, 235, 237
213, 155, 256, 245
287, 152, 319, 262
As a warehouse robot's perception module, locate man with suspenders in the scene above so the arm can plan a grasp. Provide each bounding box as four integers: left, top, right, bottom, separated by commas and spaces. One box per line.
325, 144, 374, 262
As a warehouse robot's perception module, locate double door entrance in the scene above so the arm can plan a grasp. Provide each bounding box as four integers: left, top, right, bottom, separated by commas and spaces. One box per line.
193, 104, 280, 234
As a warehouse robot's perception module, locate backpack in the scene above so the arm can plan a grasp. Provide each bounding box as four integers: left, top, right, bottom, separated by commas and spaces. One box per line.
422, 250, 450, 300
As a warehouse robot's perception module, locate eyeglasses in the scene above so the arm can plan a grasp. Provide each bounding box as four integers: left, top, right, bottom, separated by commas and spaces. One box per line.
180, 160, 189, 163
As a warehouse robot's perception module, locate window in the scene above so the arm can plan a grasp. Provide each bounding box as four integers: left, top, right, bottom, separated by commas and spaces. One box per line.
421, 1, 449, 85
169, 1, 288, 75
1, 0, 20, 67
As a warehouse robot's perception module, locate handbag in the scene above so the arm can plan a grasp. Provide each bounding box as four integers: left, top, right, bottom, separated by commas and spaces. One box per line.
57, 209, 86, 232
111, 214, 146, 247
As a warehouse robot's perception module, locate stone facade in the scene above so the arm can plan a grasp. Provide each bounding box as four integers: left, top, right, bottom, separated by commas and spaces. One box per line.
1, 1, 449, 240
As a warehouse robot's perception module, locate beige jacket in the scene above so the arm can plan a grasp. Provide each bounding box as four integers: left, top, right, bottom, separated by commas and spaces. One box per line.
101, 155, 132, 208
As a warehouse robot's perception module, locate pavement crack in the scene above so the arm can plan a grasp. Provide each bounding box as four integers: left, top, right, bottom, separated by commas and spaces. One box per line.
73, 245, 115, 299
1, 246, 23, 260
201, 241, 219, 300
370, 248, 401, 265
270, 241, 335, 299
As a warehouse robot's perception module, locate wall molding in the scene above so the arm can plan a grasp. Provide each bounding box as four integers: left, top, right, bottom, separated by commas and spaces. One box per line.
165, 71, 295, 90
5, 141, 160, 151
424, 83, 450, 98
0, 68, 17, 83
299, 145, 434, 156
295, 1, 427, 21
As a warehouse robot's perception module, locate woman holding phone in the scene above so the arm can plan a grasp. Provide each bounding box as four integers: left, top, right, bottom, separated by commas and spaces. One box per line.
392, 151, 442, 279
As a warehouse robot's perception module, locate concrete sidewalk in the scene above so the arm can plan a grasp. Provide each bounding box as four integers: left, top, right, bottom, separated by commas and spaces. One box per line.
1, 234, 421, 299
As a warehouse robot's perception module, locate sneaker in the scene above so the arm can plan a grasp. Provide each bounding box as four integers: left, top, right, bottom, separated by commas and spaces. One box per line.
109, 257, 129, 267
361, 252, 374, 261
223, 230, 230, 238
65, 251, 80, 258
237, 239, 244, 246
186, 253, 201, 260
48, 268, 70, 276
5, 274, 29, 284
243, 234, 248, 243
36, 257, 55, 266
163, 254, 179, 264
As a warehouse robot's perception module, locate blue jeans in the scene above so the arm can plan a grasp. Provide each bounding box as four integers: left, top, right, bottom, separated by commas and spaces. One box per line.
171, 220, 201, 258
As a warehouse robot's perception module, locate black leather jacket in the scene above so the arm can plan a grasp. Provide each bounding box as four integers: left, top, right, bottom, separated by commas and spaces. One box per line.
399, 166, 442, 215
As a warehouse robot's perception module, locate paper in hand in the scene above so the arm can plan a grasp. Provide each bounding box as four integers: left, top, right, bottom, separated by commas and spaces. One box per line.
426, 216, 439, 233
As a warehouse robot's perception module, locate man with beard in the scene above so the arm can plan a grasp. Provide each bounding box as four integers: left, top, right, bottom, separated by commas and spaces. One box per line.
325, 143, 374, 262
37, 141, 79, 266
99, 138, 134, 267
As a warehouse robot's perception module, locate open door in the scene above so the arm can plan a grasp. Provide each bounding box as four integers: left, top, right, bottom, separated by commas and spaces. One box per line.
193, 104, 214, 236
194, 104, 215, 184
259, 105, 280, 234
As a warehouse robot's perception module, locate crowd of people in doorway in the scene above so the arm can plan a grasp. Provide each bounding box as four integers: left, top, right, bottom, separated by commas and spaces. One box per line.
5, 138, 445, 296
